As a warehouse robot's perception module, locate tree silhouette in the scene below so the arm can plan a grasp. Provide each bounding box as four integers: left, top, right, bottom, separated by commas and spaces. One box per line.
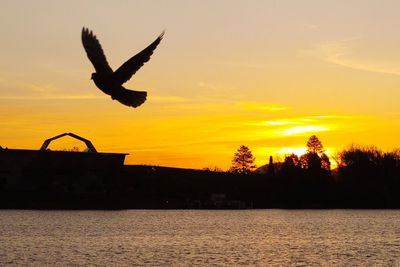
300, 152, 322, 170
321, 153, 331, 170
307, 135, 324, 154
280, 154, 301, 179
282, 153, 300, 169
302, 135, 331, 171
267, 155, 275, 176
230, 145, 256, 174
203, 166, 224, 172
63, 146, 80, 152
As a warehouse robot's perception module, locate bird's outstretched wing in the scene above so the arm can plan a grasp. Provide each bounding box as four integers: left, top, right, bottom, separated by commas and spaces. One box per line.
81, 27, 113, 74
113, 31, 164, 85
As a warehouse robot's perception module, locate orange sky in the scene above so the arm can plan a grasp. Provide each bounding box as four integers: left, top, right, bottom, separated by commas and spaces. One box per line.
1, 1, 400, 169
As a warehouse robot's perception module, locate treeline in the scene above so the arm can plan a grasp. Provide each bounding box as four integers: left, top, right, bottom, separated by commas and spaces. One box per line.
333, 145, 400, 208
112, 139, 400, 209
226, 136, 400, 208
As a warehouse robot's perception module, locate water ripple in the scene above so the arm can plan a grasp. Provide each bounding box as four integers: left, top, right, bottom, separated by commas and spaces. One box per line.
1, 210, 400, 266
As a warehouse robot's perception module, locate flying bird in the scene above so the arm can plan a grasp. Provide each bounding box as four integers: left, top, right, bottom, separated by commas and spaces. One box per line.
81, 27, 164, 108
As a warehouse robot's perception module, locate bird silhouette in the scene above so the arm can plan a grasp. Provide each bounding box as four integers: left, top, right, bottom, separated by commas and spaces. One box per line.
81, 27, 164, 108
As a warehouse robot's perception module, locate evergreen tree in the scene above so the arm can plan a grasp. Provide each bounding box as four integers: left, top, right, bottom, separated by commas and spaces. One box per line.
230, 145, 256, 174
302, 135, 331, 171
306, 135, 324, 154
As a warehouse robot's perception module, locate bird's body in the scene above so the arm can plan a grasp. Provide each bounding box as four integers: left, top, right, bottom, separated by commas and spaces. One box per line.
91, 73, 115, 95
81, 27, 164, 108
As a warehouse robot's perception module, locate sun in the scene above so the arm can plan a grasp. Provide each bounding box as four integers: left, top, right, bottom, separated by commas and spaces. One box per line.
277, 147, 307, 157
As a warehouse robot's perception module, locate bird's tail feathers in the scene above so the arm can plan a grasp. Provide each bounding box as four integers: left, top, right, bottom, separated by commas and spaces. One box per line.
113, 88, 147, 108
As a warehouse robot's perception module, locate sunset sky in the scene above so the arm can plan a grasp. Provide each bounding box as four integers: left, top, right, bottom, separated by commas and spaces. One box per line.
1, 1, 400, 169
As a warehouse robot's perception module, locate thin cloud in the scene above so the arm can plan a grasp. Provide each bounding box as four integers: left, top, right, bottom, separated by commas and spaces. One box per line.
149, 95, 187, 103
223, 61, 266, 69
197, 82, 217, 90
249, 114, 372, 138
264, 115, 341, 126
266, 121, 299, 126
304, 24, 319, 30
239, 102, 289, 112
280, 125, 329, 136
0, 94, 187, 102
308, 39, 400, 76
0, 95, 104, 100
0, 79, 84, 98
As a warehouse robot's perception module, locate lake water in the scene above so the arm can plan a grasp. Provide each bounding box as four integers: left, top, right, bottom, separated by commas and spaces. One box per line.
0, 210, 400, 266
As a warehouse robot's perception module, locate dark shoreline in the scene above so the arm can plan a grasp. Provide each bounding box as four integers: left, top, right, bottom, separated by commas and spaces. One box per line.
1, 164, 400, 210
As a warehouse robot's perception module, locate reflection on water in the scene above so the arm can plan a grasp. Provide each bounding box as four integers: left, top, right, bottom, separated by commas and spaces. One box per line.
1, 210, 400, 266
